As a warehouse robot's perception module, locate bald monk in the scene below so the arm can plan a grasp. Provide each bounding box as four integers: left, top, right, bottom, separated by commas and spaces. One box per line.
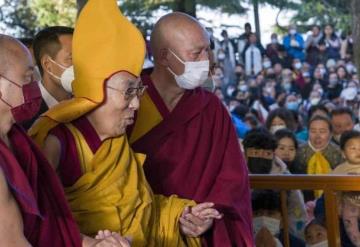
30, 1, 222, 246
0, 35, 131, 247
129, 12, 253, 246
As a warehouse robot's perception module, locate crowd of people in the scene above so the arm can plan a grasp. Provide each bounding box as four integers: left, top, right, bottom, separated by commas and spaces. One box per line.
206, 22, 360, 246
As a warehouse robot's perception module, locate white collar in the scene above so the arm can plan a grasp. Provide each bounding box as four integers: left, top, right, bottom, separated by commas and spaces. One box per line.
38, 81, 59, 108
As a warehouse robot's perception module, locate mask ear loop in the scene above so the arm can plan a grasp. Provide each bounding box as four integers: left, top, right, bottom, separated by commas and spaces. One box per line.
0, 75, 21, 108
168, 49, 185, 65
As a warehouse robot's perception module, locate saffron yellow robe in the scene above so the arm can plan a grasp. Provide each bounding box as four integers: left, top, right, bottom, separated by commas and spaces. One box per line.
32, 120, 200, 247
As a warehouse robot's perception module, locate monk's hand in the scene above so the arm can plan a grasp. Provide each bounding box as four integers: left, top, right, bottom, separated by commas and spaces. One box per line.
179, 202, 222, 237
93, 230, 131, 247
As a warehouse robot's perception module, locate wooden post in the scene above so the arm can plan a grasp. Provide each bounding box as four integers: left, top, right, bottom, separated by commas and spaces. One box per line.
280, 190, 290, 247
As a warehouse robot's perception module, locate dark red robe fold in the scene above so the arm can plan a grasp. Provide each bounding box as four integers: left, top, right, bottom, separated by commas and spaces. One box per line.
0, 125, 82, 247
132, 75, 254, 247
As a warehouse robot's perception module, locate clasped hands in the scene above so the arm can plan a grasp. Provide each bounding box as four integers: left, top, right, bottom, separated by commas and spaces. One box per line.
86, 202, 222, 246
179, 202, 223, 237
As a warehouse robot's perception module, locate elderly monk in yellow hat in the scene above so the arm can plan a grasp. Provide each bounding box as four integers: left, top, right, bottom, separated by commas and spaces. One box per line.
29, 0, 222, 246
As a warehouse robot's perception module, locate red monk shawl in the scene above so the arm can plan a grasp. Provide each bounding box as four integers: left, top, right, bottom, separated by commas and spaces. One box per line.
132, 75, 254, 247
0, 125, 82, 247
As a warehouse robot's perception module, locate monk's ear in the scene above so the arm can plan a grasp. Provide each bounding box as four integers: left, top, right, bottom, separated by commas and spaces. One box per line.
41, 55, 52, 74
158, 48, 170, 66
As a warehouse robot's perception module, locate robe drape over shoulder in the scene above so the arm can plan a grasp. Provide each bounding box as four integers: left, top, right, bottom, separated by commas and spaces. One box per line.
34, 116, 201, 247
130, 74, 254, 247
0, 125, 81, 247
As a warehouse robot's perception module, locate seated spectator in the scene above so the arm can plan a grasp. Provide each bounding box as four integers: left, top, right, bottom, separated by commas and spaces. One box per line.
252, 190, 305, 247
265, 108, 296, 134
325, 72, 343, 101
296, 116, 344, 200
304, 219, 328, 247
330, 107, 355, 146
266, 33, 284, 64
275, 129, 300, 174
280, 68, 300, 94
231, 104, 250, 139
296, 104, 330, 142
243, 128, 307, 237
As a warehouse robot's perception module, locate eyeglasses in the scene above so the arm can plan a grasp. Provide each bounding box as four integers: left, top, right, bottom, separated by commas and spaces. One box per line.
107, 84, 148, 101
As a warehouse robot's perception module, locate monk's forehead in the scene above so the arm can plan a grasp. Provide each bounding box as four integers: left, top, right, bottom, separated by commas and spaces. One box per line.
160, 14, 209, 47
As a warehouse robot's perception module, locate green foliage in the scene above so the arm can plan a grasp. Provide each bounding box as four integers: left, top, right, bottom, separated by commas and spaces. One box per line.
0, 0, 37, 36
30, 0, 77, 28
0, 0, 76, 37
290, 0, 351, 31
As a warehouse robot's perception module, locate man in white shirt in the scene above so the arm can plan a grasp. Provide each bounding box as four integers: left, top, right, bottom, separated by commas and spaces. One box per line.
23, 26, 74, 129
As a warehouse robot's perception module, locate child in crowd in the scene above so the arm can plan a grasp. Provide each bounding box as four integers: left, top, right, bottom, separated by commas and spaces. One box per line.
331, 130, 360, 246
304, 218, 328, 247
252, 190, 305, 247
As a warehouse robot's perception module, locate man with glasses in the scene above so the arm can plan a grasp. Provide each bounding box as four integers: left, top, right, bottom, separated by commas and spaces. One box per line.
129, 12, 253, 246
0, 33, 132, 247
30, 0, 222, 245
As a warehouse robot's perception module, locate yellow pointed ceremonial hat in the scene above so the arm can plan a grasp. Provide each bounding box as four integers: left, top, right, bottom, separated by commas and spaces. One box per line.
29, 0, 146, 144
72, 0, 146, 102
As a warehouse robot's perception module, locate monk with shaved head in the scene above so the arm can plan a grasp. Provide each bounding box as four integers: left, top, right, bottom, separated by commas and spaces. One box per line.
0, 34, 132, 247
130, 12, 254, 246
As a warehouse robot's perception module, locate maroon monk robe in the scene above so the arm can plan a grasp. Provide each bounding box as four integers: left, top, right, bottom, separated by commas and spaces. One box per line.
49, 116, 101, 187
131, 75, 254, 247
0, 125, 82, 247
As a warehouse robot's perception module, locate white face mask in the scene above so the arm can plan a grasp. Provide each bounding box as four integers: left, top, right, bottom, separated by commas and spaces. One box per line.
47, 58, 74, 93
218, 52, 226, 60
263, 61, 272, 69
270, 124, 286, 134
310, 97, 321, 105
289, 29, 297, 35
253, 216, 280, 236
168, 49, 210, 90
306, 240, 328, 247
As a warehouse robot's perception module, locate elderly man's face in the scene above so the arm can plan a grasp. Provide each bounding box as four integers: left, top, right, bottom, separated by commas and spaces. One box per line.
92, 72, 143, 137
0, 43, 35, 113
167, 25, 210, 76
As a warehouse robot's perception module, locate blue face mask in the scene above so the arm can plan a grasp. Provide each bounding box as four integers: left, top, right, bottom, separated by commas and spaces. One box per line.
286, 101, 299, 111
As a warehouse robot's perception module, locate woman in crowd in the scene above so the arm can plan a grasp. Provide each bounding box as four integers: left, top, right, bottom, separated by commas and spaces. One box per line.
265, 108, 297, 134
296, 115, 344, 200
274, 129, 300, 174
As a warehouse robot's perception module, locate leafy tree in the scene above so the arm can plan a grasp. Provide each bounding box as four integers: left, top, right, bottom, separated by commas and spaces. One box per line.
0, 0, 37, 37
30, 0, 77, 28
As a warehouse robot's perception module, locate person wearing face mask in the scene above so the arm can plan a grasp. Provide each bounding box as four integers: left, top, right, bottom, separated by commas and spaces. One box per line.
22, 26, 74, 130
243, 128, 307, 239
325, 72, 343, 101
242, 33, 265, 76
304, 219, 328, 247
266, 33, 284, 64
265, 108, 297, 135
283, 25, 305, 61
23, 26, 74, 129
128, 12, 253, 247
0, 33, 134, 247
252, 190, 306, 247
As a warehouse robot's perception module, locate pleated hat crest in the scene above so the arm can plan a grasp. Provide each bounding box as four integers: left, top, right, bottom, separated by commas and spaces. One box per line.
72, 0, 146, 103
